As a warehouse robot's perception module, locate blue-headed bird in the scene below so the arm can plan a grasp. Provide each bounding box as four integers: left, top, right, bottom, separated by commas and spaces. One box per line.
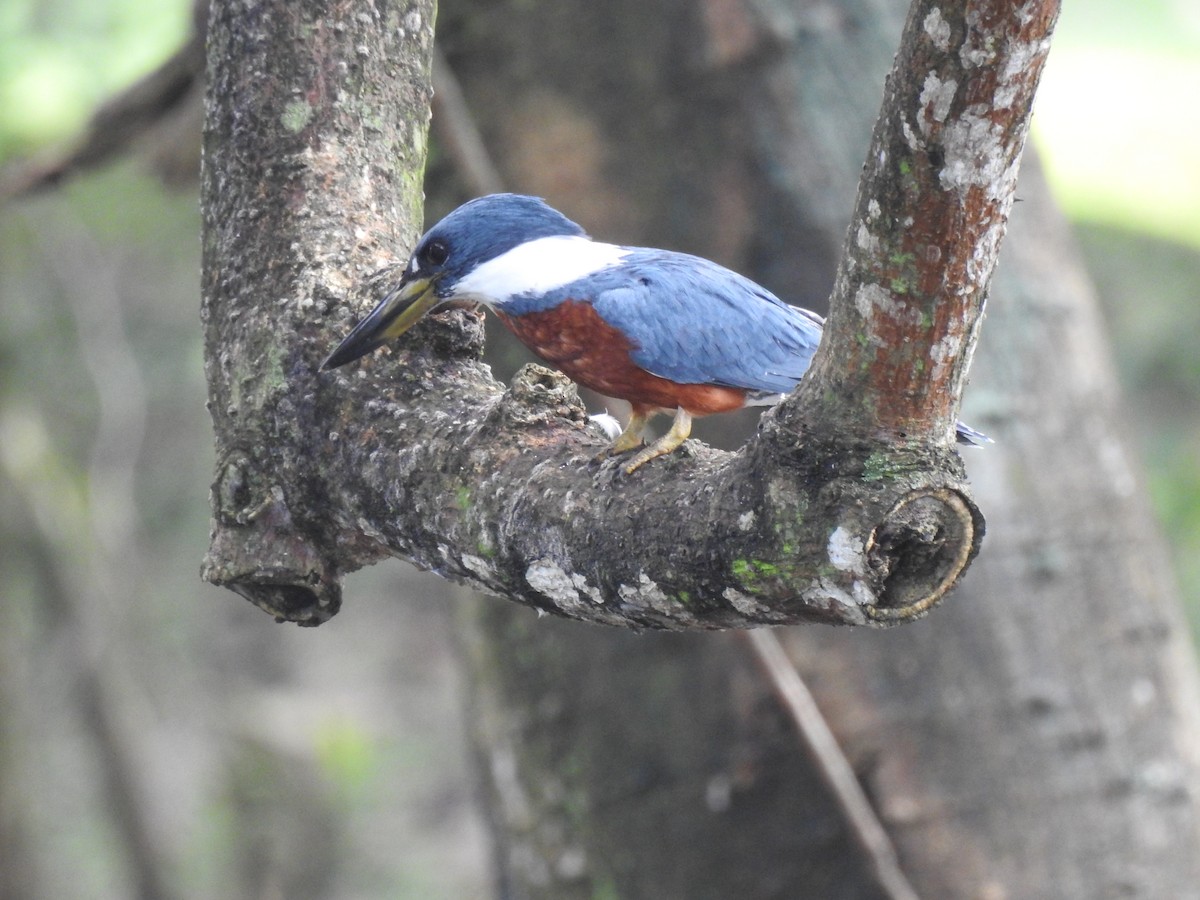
322, 193, 988, 473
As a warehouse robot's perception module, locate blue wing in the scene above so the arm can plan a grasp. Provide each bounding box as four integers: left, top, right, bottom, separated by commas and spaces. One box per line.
584, 250, 823, 395
501, 246, 992, 443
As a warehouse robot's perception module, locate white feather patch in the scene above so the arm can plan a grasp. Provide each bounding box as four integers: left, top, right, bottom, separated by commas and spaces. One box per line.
452, 236, 629, 306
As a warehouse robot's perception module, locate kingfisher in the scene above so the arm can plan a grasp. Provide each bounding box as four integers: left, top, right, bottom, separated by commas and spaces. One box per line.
322, 193, 988, 473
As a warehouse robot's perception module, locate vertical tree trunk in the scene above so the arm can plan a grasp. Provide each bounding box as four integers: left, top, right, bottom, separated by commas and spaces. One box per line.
200, 0, 436, 622
443, 0, 1200, 895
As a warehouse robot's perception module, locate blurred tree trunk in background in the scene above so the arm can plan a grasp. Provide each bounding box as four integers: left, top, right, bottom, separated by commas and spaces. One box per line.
0, 610, 37, 900
440, 0, 1200, 896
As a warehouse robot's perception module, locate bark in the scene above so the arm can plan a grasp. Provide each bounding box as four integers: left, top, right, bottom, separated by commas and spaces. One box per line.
448, 0, 1200, 896
200, 0, 436, 622
198, 0, 1062, 629
783, 0, 1054, 446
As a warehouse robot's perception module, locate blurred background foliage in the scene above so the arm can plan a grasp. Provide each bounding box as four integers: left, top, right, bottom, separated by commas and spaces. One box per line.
1032, 0, 1200, 608
0, 0, 1197, 897
0, 0, 191, 159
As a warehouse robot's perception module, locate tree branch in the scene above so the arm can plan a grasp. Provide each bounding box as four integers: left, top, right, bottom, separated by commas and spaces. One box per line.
776, 0, 1059, 445
199, 0, 437, 621
200, 0, 1057, 627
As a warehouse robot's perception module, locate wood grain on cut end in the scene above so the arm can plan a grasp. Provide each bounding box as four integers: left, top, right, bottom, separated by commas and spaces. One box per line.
865, 487, 981, 621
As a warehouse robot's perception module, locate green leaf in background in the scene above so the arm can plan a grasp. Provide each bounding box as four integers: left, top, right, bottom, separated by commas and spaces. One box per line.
1033, 0, 1200, 248
0, 0, 190, 160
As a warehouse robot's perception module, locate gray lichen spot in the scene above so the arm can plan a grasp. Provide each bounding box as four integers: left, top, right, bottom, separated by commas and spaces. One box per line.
355, 516, 385, 541
919, 73, 958, 134
997, 37, 1052, 108
855, 283, 923, 342
856, 222, 880, 254
724, 587, 768, 616
923, 8, 952, 52
281, 99, 313, 133
827, 526, 865, 574
571, 573, 604, 604
901, 117, 922, 151
619, 572, 692, 621
938, 108, 1006, 193
851, 579, 876, 607
525, 560, 581, 605
803, 577, 870, 623
855, 282, 892, 318
928, 333, 961, 380
526, 560, 612, 619
462, 553, 494, 581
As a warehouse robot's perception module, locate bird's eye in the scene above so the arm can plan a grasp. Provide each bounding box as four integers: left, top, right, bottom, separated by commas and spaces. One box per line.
424, 239, 450, 267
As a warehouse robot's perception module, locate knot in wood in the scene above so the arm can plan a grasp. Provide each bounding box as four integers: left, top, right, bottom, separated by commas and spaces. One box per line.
494, 363, 588, 428
214, 455, 255, 524
426, 304, 486, 357
864, 487, 979, 622
226, 571, 341, 627
205, 458, 341, 625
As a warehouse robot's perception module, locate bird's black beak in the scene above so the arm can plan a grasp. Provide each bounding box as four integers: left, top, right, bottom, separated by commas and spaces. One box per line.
320, 273, 442, 370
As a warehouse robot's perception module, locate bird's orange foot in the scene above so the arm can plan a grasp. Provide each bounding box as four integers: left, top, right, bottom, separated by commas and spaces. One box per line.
619, 408, 692, 475
595, 409, 649, 463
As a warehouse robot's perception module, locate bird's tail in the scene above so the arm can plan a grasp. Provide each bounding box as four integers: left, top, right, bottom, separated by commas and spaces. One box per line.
955, 421, 992, 447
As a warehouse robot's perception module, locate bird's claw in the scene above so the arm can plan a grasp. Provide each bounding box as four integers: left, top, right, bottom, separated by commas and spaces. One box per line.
593, 443, 641, 465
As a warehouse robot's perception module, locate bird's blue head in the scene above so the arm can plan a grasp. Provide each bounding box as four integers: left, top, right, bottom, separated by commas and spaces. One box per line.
322, 194, 587, 369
